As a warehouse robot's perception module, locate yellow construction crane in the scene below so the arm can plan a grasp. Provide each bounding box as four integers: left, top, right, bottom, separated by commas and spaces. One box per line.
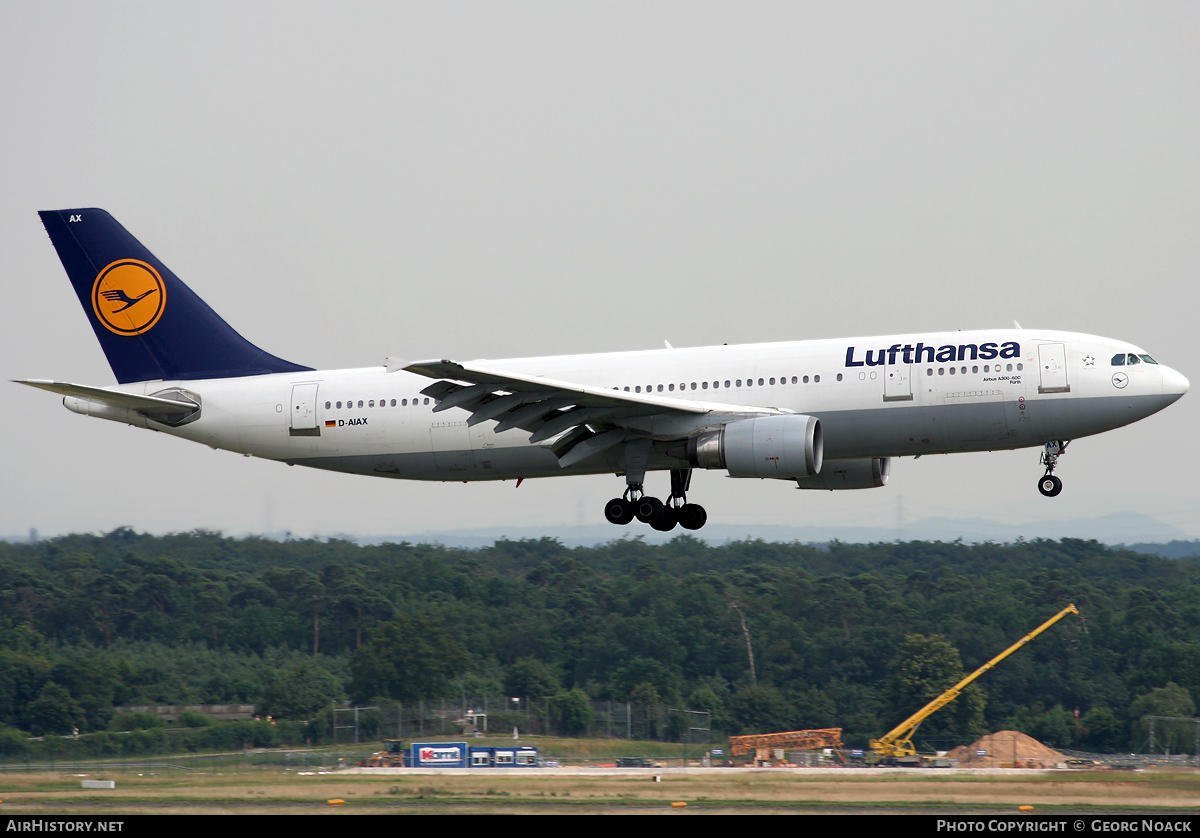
869, 603, 1080, 764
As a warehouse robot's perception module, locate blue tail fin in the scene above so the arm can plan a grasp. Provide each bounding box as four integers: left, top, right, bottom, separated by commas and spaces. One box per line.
40, 208, 312, 384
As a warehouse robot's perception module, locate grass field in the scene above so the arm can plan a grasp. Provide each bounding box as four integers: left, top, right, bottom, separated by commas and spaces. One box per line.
2, 765, 1199, 814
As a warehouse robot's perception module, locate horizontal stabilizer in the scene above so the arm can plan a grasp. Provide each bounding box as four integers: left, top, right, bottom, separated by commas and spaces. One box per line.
15, 380, 197, 416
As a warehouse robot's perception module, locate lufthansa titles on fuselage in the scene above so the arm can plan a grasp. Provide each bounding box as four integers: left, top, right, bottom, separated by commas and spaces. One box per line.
845, 341, 1021, 367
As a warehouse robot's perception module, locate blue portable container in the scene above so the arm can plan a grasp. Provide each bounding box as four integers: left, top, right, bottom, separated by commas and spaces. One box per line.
491, 746, 538, 767
410, 741, 469, 768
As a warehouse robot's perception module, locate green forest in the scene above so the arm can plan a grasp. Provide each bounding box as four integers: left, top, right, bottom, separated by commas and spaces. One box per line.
1, 529, 1198, 755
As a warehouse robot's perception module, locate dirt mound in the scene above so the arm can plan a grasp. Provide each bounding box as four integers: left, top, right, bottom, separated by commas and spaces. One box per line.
945, 730, 1068, 768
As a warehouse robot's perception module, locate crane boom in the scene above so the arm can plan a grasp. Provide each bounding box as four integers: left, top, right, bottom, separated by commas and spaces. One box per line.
869, 603, 1079, 760
729, 728, 843, 757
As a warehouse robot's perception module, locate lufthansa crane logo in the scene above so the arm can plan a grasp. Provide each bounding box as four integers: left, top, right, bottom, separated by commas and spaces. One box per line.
91, 259, 166, 336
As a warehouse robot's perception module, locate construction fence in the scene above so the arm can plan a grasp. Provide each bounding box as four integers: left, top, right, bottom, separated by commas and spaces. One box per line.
332, 698, 713, 745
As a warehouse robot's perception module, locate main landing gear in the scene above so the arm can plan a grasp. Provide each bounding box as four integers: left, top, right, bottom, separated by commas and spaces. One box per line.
605, 468, 707, 531
1038, 440, 1069, 497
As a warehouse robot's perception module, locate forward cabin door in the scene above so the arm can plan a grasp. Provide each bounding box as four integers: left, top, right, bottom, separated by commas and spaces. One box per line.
884, 363, 913, 401
1037, 343, 1070, 394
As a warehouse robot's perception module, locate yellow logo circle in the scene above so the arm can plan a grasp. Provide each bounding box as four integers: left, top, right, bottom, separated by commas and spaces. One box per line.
91, 260, 166, 336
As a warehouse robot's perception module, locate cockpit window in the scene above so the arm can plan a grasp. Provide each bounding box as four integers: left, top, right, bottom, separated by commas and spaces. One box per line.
1139, 354, 1158, 365
1127, 354, 1141, 365
1111, 354, 1125, 366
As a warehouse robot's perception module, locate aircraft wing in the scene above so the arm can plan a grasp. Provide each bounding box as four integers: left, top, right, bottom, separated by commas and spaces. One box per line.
403, 359, 787, 467
14, 380, 198, 417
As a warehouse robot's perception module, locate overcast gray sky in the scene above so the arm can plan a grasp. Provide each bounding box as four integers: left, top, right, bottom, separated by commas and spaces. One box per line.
3, 1, 1197, 542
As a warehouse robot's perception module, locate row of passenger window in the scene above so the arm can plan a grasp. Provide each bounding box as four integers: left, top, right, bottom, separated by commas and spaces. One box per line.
323, 361, 1039, 411
325, 398, 431, 410
616, 363, 1031, 392
927, 363, 1022, 376
617, 374, 838, 394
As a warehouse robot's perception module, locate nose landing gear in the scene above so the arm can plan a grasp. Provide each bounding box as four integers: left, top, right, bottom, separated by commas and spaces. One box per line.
1038, 440, 1068, 497
1038, 474, 1062, 497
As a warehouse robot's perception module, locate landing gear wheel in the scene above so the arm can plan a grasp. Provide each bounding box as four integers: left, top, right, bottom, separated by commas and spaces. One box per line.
650, 505, 678, 532
604, 498, 635, 525
677, 503, 707, 530
635, 496, 665, 524
1038, 475, 1062, 497
1037, 441, 1068, 498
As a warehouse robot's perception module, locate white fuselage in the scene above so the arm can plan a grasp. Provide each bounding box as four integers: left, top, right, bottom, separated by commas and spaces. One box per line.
65, 329, 1187, 484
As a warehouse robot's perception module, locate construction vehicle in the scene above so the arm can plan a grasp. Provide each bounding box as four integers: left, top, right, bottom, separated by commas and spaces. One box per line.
362, 739, 407, 767
729, 728, 844, 766
868, 603, 1079, 765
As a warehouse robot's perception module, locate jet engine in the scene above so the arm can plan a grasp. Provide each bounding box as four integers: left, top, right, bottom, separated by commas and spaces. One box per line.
679, 415, 823, 479
795, 457, 890, 490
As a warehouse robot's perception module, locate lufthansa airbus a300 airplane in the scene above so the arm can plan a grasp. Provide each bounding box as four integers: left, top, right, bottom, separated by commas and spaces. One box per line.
19, 209, 1189, 531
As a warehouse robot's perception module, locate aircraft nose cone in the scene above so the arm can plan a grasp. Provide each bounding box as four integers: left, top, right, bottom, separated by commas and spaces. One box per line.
1163, 367, 1189, 405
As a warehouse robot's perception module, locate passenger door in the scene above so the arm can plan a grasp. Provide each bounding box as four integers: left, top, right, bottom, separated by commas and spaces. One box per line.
1037, 343, 1070, 394
884, 363, 913, 401
289, 383, 321, 437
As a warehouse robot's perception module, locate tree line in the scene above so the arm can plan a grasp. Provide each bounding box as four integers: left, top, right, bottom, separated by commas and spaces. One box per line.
0, 529, 1197, 753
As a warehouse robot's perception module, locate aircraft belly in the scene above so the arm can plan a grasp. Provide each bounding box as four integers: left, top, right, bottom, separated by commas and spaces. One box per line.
816, 391, 1156, 459
295, 444, 618, 482
817, 404, 940, 459
1035, 393, 1164, 439
942, 394, 1014, 446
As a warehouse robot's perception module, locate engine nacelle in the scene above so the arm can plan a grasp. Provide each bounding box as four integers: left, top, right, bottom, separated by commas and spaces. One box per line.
795, 457, 890, 490
682, 415, 823, 479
